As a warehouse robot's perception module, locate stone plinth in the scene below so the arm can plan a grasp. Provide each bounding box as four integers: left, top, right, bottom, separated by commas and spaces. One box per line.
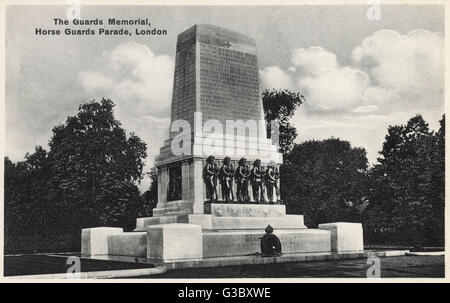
81, 227, 123, 256
318, 222, 364, 252
107, 232, 147, 257
135, 204, 306, 231
147, 223, 203, 261
153, 200, 194, 217
134, 215, 188, 231
205, 203, 286, 217
202, 229, 331, 258
188, 214, 306, 230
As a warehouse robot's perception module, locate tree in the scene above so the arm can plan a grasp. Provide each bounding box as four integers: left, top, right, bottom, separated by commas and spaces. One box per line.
4, 147, 50, 232
141, 167, 159, 217
363, 115, 445, 246
45, 98, 147, 229
283, 138, 369, 227
262, 89, 304, 153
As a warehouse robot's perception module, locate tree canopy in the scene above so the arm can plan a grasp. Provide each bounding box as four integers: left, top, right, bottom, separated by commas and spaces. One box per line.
262, 89, 304, 153
5, 99, 149, 235
363, 115, 445, 246
283, 138, 369, 227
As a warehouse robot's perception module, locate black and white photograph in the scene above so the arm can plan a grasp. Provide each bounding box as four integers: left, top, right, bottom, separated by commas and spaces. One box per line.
1, 0, 447, 283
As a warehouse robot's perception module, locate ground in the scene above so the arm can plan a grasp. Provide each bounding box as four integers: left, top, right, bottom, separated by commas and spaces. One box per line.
138, 255, 444, 278
3, 255, 444, 278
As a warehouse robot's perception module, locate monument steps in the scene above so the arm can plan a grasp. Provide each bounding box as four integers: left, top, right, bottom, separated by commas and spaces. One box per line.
134, 215, 189, 231
152, 207, 193, 217
103, 227, 332, 259
206, 203, 287, 217
153, 201, 194, 217
134, 215, 306, 231
164, 209, 193, 216
135, 204, 305, 231
188, 214, 307, 230
85, 221, 363, 259
165, 200, 194, 208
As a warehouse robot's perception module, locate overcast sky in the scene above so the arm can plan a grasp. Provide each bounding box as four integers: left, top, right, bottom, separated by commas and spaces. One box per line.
6, 5, 445, 190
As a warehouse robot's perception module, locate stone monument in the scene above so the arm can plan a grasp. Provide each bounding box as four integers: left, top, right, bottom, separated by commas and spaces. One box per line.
153, 24, 283, 218
81, 24, 364, 262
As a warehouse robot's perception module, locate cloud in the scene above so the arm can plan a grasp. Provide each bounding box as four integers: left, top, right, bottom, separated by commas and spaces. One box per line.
262, 46, 371, 111
291, 46, 338, 76
260, 29, 444, 163
78, 41, 174, 116
353, 29, 444, 111
77, 42, 175, 189
78, 71, 114, 92
260, 66, 294, 90
352, 105, 378, 113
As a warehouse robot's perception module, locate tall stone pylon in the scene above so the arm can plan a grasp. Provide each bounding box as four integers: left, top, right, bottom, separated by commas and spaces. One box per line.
154, 24, 282, 216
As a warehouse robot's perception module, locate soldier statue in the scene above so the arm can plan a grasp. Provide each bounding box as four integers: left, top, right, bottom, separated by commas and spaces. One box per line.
265, 161, 280, 204
219, 156, 235, 203
250, 159, 266, 203
203, 155, 218, 203
235, 157, 250, 203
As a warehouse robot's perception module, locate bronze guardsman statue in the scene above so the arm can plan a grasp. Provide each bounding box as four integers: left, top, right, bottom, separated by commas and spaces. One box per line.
219, 156, 235, 203
250, 159, 266, 203
168, 167, 182, 201
265, 161, 280, 204
203, 155, 219, 203
235, 157, 250, 203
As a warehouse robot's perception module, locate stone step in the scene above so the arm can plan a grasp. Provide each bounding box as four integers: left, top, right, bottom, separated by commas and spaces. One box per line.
202, 229, 331, 258
206, 203, 286, 217
164, 208, 193, 216
104, 227, 331, 259
134, 215, 189, 231
153, 201, 194, 217
189, 214, 306, 230
163, 205, 193, 213
165, 200, 193, 208
152, 208, 166, 217
153, 208, 193, 217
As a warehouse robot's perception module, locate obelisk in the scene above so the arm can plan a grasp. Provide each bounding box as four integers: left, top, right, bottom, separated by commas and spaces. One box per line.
154, 24, 282, 216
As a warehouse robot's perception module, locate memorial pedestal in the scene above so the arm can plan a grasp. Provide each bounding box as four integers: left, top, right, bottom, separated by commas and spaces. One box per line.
318, 222, 364, 252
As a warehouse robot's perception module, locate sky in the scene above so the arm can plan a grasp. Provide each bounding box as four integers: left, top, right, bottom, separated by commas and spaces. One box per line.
5, 5, 445, 191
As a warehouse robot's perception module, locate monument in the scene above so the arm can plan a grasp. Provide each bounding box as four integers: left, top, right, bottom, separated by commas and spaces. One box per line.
81, 24, 364, 263
153, 24, 283, 217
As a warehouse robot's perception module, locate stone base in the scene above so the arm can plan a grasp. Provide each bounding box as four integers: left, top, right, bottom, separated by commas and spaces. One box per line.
202, 229, 331, 258
82, 206, 363, 261
205, 203, 287, 217
318, 222, 364, 252
81, 227, 123, 256
107, 232, 147, 257
147, 223, 203, 261
135, 203, 303, 231
134, 215, 188, 231
188, 214, 306, 230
